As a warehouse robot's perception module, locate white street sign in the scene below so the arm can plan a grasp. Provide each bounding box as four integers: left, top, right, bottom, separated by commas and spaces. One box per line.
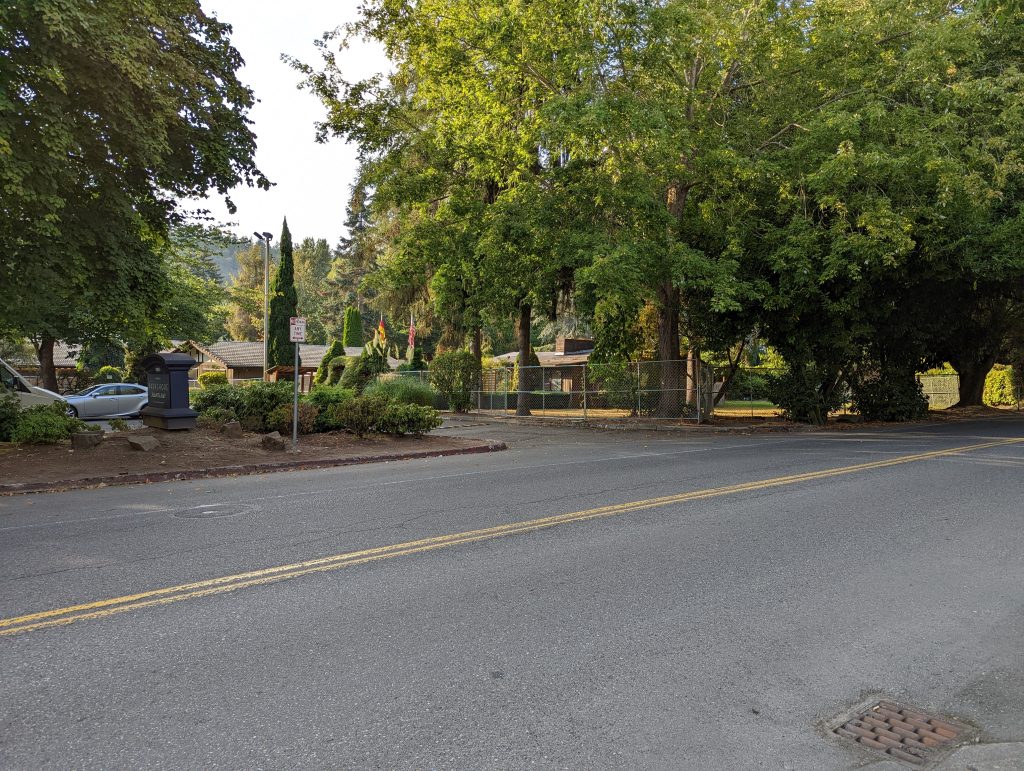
289, 316, 307, 343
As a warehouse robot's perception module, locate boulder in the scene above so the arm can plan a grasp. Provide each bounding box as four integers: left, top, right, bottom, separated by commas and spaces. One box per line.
261, 431, 285, 451
127, 435, 160, 452
71, 431, 103, 450
222, 420, 244, 439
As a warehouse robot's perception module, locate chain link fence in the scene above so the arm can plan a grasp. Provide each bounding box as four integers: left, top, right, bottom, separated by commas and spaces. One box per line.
385, 360, 715, 421
380, 364, 1022, 420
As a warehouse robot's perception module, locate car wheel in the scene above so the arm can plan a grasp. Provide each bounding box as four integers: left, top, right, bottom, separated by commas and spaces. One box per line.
137, 403, 148, 417
66, 405, 78, 418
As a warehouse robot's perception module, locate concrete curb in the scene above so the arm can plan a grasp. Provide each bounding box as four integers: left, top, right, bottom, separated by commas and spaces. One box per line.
444, 413, 803, 434
0, 440, 507, 496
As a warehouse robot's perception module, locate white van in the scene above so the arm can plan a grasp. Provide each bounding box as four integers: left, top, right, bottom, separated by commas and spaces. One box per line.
0, 357, 65, 409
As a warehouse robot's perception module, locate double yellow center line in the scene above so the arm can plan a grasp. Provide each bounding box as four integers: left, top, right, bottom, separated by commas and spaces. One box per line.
1, 437, 1020, 638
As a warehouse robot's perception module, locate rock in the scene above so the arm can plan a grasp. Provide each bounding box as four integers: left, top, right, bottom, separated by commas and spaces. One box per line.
127, 435, 160, 452
261, 431, 285, 451
222, 420, 244, 439
71, 431, 102, 450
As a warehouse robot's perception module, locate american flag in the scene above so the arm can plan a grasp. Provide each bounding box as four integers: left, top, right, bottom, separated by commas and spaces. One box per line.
407, 315, 416, 349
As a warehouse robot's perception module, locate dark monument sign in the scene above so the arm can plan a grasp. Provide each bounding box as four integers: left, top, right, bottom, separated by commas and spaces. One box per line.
140, 352, 197, 430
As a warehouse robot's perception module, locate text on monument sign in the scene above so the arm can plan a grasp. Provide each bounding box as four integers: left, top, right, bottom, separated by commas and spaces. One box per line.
289, 317, 307, 343
147, 371, 171, 409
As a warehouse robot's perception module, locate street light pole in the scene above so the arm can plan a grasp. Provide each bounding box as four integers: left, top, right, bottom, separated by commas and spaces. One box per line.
253, 231, 273, 380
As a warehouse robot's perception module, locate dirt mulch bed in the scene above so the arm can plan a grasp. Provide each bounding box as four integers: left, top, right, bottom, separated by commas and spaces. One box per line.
0, 428, 504, 494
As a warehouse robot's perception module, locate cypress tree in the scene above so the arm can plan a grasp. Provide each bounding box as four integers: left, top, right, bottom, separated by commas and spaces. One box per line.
268, 218, 298, 369
342, 306, 363, 348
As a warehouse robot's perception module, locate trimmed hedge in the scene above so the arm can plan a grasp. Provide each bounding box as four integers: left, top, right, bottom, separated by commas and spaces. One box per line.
984, 366, 1017, 407
198, 371, 228, 389
95, 365, 125, 383
191, 383, 247, 417
305, 385, 356, 431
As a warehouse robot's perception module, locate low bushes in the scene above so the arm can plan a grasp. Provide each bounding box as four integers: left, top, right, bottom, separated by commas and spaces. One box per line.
267, 402, 319, 435
305, 385, 356, 431
0, 392, 20, 442
336, 395, 390, 438
363, 377, 436, 406
198, 371, 228, 389
196, 406, 238, 430
376, 402, 442, 436
188, 379, 442, 439
191, 383, 247, 416
10, 403, 93, 444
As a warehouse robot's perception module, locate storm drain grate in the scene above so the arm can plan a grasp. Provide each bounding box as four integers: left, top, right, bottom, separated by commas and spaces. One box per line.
832, 700, 965, 766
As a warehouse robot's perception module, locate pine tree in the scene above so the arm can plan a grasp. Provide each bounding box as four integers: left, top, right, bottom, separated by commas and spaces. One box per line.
342, 306, 363, 348
268, 218, 298, 368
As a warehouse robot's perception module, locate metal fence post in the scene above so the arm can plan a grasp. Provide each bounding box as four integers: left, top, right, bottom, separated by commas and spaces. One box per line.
636, 361, 642, 416
582, 365, 588, 420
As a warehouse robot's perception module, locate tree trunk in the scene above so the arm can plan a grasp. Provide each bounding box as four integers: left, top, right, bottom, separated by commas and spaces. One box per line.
687, 347, 702, 412
656, 280, 682, 417
37, 337, 59, 393
471, 326, 483, 409
952, 355, 996, 407
516, 303, 532, 416
470, 327, 482, 365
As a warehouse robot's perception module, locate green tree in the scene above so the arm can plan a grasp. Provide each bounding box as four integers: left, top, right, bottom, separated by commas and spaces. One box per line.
342, 306, 364, 348
294, 237, 333, 344
226, 242, 271, 341
0, 0, 268, 390
268, 219, 298, 369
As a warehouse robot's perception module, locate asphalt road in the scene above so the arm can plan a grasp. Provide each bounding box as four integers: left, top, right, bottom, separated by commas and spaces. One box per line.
1, 418, 1023, 769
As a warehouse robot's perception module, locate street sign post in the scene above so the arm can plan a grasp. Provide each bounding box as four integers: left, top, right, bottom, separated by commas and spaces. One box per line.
289, 317, 306, 449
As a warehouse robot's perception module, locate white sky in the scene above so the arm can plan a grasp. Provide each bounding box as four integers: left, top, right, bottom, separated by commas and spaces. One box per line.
185, 1, 388, 247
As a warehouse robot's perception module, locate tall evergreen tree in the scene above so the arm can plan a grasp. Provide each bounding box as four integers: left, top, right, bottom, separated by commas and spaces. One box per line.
268, 218, 298, 368
342, 306, 364, 348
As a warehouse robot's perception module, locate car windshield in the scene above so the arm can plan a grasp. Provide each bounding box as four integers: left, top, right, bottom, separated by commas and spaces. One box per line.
74, 385, 103, 396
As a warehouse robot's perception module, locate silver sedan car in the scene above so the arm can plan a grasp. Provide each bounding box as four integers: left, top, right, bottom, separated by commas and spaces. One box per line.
65, 383, 149, 419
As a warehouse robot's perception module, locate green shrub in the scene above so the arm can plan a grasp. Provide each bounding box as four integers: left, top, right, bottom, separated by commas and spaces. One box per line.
376, 403, 442, 436
339, 352, 389, 393
108, 418, 131, 432
363, 377, 437, 406
239, 381, 293, 431
327, 355, 350, 386
430, 351, 480, 413
850, 369, 928, 422
95, 365, 125, 383
724, 368, 772, 401
337, 395, 390, 437
11, 404, 89, 444
0, 392, 21, 442
196, 406, 238, 430
198, 371, 229, 389
267, 402, 319, 435
984, 366, 1016, 407
315, 340, 345, 385
767, 366, 847, 424
191, 383, 247, 416
305, 385, 356, 431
